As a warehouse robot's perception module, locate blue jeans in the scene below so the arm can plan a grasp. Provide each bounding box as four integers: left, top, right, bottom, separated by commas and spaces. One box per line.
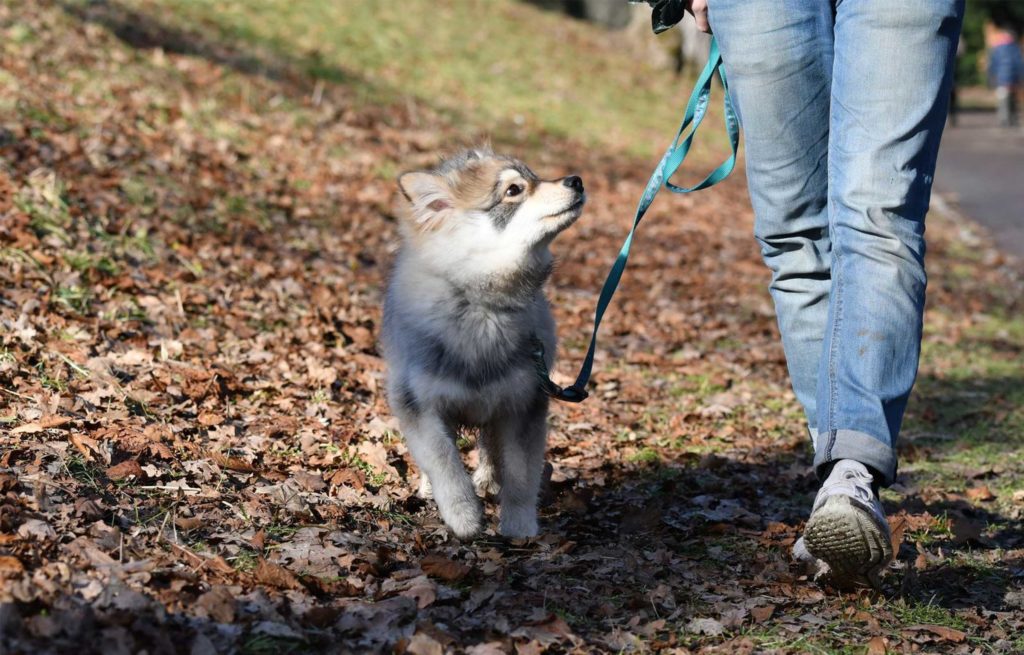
708, 0, 964, 484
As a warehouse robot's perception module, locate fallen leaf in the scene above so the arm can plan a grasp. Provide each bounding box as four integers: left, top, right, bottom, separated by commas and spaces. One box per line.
17, 519, 57, 541
174, 516, 204, 531
0, 556, 25, 576
854, 610, 883, 634
399, 575, 437, 609
420, 554, 471, 582
514, 641, 544, 655
106, 459, 145, 481
11, 416, 71, 434
210, 451, 259, 473
69, 433, 102, 462
198, 412, 224, 426
888, 513, 908, 554
195, 585, 235, 623
686, 617, 725, 636
904, 624, 966, 642
254, 559, 302, 590
965, 485, 996, 502
355, 440, 399, 480
867, 635, 887, 655
292, 470, 326, 492
405, 632, 444, 655
510, 614, 576, 646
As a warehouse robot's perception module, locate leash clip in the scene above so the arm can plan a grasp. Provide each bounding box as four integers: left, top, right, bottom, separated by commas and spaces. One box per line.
530, 336, 589, 403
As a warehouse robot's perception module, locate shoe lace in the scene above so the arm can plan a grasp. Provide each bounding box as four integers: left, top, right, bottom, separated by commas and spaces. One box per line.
840, 469, 875, 503
816, 466, 876, 508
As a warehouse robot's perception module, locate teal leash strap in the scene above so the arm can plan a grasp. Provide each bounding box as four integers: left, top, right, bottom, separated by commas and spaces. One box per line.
538, 37, 740, 403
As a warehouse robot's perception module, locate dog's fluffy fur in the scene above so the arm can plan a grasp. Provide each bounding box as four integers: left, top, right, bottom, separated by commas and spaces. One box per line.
381, 148, 585, 538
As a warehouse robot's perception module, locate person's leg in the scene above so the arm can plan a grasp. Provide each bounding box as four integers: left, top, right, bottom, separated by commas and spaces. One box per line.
708, 0, 834, 437
996, 86, 1012, 127
1011, 84, 1020, 127
817, 0, 964, 486
798, 0, 963, 588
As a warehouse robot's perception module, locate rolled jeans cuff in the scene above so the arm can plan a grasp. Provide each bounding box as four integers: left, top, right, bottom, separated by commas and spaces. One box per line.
809, 428, 897, 487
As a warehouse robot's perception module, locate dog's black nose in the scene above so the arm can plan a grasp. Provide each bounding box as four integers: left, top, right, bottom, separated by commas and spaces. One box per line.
563, 175, 584, 192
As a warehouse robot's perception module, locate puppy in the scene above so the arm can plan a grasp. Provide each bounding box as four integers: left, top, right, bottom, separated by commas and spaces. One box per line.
381, 148, 585, 539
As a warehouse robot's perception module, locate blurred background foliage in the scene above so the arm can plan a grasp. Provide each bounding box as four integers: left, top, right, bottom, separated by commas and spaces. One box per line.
958, 0, 1024, 85
535, 0, 1024, 88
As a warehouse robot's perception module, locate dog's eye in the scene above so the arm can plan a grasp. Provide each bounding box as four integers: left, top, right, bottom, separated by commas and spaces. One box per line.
505, 184, 524, 198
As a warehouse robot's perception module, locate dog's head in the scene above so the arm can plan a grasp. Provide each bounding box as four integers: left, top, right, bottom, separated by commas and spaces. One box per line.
396, 149, 585, 268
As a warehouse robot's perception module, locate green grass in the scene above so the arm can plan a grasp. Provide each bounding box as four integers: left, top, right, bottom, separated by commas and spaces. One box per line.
240, 635, 307, 655
230, 550, 261, 573
124, 0, 728, 159
344, 449, 390, 486
627, 446, 662, 464
901, 311, 1024, 500
888, 598, 968, 631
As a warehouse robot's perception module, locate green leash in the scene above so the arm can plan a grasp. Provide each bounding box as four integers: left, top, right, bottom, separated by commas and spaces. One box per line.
537, 37, 740, 403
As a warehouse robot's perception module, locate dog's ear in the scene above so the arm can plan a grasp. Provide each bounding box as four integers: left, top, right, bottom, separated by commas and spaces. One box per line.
398, 171, 453, 229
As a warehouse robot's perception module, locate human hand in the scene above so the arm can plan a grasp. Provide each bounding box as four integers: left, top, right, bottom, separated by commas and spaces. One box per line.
687, 0, 710, 33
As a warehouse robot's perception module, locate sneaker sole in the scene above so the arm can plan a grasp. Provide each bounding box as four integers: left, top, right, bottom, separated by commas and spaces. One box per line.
803, 494, 893, 589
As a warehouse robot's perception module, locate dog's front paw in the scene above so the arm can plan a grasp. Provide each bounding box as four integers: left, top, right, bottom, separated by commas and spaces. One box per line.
472, 466, 500, 497
498, 505, 538, 539
440, 499, 484, 540
416, 475, 433, 500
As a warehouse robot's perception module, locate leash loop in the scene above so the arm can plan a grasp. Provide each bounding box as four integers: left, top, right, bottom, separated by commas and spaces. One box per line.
537, 37, 739, 403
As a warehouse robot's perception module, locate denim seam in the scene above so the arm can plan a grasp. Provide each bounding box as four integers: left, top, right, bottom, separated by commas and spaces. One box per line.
825, 89, 841, 461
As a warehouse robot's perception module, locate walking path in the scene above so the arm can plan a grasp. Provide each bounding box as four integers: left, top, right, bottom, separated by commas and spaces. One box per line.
935, 109, 1024, 258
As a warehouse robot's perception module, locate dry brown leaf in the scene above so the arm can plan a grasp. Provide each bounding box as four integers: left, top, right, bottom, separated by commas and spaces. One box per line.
11, 416, 72, 434
966, 485, 996, 502
342, 324, 375, 351
198, 412, 224, 426
106, 459, 145, 481
420, 554, 471, 582
195, 585, 235, 623
250, 529, 266, 551
514, 641, 544, 655
292, 470, 326, 492
0, 555, 25, 576
867, 635, 887, 655
329, 468, 366, 490
888, 512, 908, 554
399, 576, 437, 610
255, 559, 303, 590
69, 433, 102, 462
174, 516, 204, 531
147, 442, 175, 459
355, 440, 399, 480
210, 451, 259, 473
205, 555, 235, 576
854, 610, 883, 634
904, 624, 967, 642
405, 632, 444, 655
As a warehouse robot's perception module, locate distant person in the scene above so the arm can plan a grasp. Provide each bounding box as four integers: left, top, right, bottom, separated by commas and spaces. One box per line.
987, 24, 1023, 127
670, 0, 964, 588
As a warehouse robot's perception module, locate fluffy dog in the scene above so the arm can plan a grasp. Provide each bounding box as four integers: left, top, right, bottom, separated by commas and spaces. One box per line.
381, 148, 585, 538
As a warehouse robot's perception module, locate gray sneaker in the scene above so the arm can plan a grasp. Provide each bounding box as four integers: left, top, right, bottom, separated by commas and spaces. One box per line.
794, 459, 893, 589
